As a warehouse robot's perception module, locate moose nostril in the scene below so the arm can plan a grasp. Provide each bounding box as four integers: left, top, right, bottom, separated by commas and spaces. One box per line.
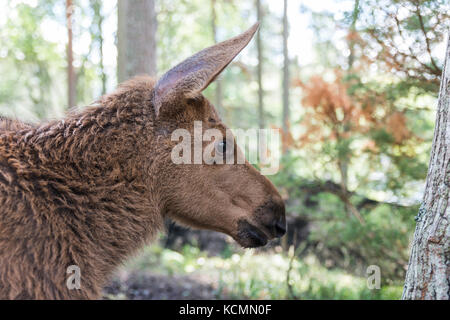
256, 199, 286, 238
274, 219, 287, 237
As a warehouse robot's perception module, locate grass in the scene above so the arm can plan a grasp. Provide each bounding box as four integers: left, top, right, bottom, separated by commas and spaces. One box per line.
118, 243, 403, 300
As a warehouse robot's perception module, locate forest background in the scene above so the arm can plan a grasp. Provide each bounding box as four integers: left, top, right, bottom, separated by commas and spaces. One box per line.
0, 0, 448, 299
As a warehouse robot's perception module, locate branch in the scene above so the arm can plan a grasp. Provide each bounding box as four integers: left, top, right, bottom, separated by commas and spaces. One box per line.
414, 1, 440, 74
296, 180, 411, 211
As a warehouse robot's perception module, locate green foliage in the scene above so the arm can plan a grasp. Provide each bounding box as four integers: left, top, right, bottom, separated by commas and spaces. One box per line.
122, 243, 402, 300
0, 0, 113, 120
271, 152, 417, 283
0, 1, 64, 119
309, 194, 416, 282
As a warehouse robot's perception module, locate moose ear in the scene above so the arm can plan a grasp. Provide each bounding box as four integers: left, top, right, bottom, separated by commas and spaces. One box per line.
153, 23, 259, 118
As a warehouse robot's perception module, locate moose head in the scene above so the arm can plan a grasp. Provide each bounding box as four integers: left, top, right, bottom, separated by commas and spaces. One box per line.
152, 23, 286, 248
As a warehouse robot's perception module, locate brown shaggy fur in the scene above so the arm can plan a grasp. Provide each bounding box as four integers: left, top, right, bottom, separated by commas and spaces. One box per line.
0, 24, 285, 300
0, 117, 32, 131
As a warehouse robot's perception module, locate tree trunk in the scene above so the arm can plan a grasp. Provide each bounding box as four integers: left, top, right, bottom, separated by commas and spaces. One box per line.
347, 0, 359, 70
66, 0, 76, 109
117, 0, 157, 83
92, 0, 107, 95
402, 34, 450, 300
282, 0, 290, 151
341, 0, 360, 221
211, 0, 223, 115
256, 0, 264, 129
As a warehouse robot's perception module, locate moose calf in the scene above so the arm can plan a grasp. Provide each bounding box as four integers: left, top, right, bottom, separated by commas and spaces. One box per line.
0, 23, 286, 300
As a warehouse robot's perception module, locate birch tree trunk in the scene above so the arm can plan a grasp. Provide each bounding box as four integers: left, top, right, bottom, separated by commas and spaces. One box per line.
402, 33, 450, 300
117, 0, 157, 82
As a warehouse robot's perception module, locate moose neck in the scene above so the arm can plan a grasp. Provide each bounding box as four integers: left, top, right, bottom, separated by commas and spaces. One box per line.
13, 77, 164, 287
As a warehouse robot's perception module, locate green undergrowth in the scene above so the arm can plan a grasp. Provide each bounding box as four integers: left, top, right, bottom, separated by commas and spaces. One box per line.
119, 243, 403, 300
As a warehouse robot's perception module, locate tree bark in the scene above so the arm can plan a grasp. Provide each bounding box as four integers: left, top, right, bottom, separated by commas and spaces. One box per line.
117, 0, 157, 83
66, 0, 76, 109
402, 33, 450, 300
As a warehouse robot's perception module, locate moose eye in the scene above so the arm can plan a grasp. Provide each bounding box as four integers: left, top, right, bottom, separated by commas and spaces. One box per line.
216, 140, 227, 155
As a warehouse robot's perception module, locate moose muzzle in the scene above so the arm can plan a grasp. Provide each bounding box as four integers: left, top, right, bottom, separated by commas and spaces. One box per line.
237, 198, 287, 248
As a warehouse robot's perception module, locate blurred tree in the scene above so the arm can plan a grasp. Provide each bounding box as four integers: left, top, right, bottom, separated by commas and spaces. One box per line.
362, 0, 449, 93
403, 34, 450, 300
66, 0, 76, 109
256, 0, 264, 129
118, 0, 157, 82
340, 0, 360, 219
0, 1, 64, 119
282, 0, 290, 152
347, 0, 360, 70
211, 0, 223, 115
0, 0, 110, 118
295, 0, 436, 201
74, 0, 113, 105
294, 69, 415, 223
277, 0, 444, 281
91, 0, 107, 95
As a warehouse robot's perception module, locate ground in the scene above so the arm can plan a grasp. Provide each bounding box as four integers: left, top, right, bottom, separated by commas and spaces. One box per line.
104, 271, 224, 300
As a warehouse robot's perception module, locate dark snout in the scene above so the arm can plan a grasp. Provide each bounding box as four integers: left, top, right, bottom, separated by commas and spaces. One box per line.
236, 198, 286, 248
257, 199, 287, 238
